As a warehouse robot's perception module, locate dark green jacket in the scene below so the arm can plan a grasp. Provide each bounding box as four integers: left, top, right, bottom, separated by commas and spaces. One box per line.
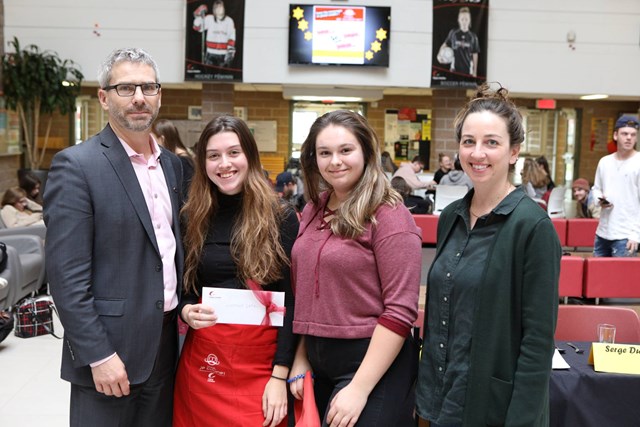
428, 190, 560, 426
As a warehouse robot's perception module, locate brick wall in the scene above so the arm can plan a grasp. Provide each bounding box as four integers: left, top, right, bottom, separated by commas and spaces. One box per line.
431, 89, 468, 171
235, 91, 291, 176
202, 83, 234, 121
159, 88, 202, 120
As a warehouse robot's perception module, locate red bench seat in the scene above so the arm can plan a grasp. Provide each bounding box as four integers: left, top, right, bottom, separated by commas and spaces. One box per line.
558, 256, 584, 298
412, 214, 438, 245
566, 218, 598, 249
583, 258, 640, 298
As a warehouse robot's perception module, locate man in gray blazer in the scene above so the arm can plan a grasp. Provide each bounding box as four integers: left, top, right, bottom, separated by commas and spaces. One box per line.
44, 48, 184, 427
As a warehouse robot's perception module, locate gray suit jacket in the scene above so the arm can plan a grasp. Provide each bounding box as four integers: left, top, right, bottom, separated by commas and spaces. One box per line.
44, 124, 184, 387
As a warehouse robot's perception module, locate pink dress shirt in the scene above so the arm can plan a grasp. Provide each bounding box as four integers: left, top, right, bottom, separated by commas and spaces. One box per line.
120, 137, 178, 312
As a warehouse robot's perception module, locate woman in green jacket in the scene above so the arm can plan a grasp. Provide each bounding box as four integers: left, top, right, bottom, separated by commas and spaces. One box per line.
416, 84, 561, 427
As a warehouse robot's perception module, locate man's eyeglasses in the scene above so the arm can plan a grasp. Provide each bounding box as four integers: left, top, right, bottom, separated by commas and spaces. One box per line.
103, 83, 161, 97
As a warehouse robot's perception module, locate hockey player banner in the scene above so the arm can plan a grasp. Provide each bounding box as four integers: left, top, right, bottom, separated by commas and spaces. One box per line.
431, 0, 488, 89
185, 0, 244, 82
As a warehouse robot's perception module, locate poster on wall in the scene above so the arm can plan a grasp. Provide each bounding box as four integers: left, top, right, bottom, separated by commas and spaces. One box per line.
431, 0, 488, 88
185, 0, 244, 82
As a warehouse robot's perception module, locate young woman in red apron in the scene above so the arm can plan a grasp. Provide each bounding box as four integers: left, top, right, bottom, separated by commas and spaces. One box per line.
174, 116, 298, 427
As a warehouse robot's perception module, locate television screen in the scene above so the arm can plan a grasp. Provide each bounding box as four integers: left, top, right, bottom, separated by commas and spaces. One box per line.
289, 4, 391, 67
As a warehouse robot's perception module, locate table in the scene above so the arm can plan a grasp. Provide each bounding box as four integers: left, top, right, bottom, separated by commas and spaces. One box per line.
550, 341, 640, 427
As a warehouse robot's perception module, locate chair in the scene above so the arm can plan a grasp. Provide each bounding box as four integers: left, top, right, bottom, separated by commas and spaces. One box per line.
1, 235, 46, 303
0, 244, 21, 310
0, 213, 47, 240
433, 185, 467, 215
546, 186, 566, 218
555, 305, 640, 343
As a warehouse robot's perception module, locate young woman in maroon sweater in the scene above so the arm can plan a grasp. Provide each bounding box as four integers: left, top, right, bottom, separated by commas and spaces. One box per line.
289, 110, 422, 426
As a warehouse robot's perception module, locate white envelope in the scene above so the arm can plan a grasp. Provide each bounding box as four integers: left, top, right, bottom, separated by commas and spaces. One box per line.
201, 287, 285, 327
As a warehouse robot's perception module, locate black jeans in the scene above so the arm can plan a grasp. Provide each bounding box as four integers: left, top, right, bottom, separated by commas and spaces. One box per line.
306, 335, 418, 427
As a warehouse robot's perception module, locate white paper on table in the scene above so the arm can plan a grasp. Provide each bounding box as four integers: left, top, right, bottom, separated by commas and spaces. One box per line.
201, 287, 285, 326
552, 349, 571, 369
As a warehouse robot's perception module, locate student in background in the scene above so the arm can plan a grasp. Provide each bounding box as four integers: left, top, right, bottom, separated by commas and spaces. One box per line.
439, 155, 473, 190
381, 151, 398, 174
289, 110, 421, 426
391, 176, 432, 214
152, 118, 195, 192
432, 152, 453, 184
521, 157, 550, 200
591, 115, 640, 257
392, 155, 430, 190
535, 155, 556, 190
174, 115, 298, 427
275, 171, 305, 213
572, 178, 600, 219
416, 84, 560, 427
1, 187, 44, 228
19, 172, 43, 205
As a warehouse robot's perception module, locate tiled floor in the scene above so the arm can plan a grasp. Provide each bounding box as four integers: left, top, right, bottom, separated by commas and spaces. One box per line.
0, 314, 69, 426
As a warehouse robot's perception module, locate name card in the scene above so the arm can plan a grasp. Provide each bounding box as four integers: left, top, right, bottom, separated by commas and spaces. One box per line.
588, 343, 640, 375
202, 287, 285, 327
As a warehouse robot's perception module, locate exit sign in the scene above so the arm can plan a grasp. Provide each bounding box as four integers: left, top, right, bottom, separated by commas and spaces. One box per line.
536, 99, 557, 109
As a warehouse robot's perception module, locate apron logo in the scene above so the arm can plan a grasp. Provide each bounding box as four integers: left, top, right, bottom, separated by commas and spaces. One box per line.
200, 353, 226, 383
205, 353, 220, 366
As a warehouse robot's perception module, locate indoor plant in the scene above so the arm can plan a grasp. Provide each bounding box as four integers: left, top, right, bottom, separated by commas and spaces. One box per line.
2, 37, 84, 170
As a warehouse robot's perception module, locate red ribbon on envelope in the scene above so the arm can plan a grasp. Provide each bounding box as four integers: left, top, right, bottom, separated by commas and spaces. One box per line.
246, 279, 286, 326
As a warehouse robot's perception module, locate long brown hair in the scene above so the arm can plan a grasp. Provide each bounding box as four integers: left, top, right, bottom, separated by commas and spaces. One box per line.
182, 115, 288, 293
521, 157, 550, 188
151, 118, 190, 154
300, 110, 401, 239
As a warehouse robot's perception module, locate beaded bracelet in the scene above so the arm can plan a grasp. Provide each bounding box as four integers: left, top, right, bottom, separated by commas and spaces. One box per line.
286, 373, 308, 384
271, 374, 287, 381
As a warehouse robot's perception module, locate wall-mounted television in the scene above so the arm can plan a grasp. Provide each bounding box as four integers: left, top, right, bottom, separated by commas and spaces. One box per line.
288, 4, 391, 67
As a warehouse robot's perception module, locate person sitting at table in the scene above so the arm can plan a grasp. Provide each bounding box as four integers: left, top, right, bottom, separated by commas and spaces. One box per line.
432, 152, 453, 184
392, 155, 430, 190
572, 178, 600, 219
439, 155, 473, 190
416, 83, 561, 427
1, 187, 44, 228
391, 176, 432, 214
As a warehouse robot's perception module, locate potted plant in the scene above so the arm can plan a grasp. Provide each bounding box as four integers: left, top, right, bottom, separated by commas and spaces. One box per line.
2, 37, 84, 170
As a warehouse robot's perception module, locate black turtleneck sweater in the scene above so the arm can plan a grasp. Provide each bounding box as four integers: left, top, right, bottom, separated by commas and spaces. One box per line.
181, 191, 299, 367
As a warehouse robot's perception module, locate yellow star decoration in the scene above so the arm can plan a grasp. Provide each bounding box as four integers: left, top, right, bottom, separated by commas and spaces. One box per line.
292, 7, 304, 20
298, 19, 309, 32
304, 31, 313, 41
365, 27, 388, 61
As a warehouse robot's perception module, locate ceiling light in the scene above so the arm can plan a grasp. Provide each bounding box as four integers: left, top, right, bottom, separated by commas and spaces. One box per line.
580, 94, 609, 100
283, 86, 384, 102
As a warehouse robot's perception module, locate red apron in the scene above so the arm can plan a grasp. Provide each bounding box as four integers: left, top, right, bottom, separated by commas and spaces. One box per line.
174, 323, 287, 427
